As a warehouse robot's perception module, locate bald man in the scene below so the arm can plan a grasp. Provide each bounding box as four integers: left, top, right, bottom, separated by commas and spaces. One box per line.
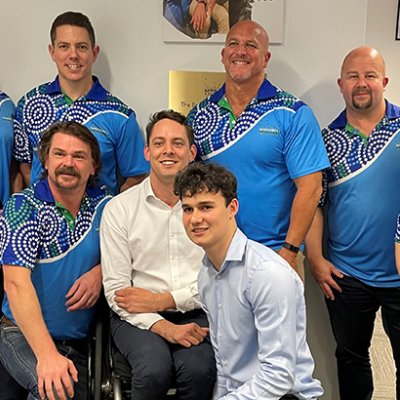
188, 21, 329, 277
306, 47, 400, 400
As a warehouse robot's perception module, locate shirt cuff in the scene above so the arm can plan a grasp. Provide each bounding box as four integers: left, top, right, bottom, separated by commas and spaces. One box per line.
125, 312, 164, 330
170, 287, 200, 312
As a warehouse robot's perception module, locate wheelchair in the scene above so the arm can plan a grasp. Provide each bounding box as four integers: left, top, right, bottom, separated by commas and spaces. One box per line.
99, 315, 177, 400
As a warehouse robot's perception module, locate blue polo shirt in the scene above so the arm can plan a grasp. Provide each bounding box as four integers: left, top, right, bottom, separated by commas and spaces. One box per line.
0, 91, 15, 207
0, 179, 112, 339
13, 76, 149, 194
188, 80, 330, 249
321, 101, 400, 287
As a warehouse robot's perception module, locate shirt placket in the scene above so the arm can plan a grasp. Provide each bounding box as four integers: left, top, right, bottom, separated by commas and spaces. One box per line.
168, 208, 180, 290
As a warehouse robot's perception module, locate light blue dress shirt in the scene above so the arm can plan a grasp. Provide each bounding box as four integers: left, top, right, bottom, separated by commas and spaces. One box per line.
198, 229, 323, 399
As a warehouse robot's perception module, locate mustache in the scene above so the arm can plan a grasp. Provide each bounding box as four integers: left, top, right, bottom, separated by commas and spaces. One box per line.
55, 166, 80, 178
353, 87, 371, 96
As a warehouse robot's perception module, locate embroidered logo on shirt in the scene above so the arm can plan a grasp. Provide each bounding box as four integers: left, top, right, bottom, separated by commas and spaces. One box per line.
259, 127, 280, 135
90, 127, 109, 136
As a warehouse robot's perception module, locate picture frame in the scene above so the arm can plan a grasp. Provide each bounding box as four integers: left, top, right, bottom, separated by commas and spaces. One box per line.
163, 0, 285, 44
396, 0, 400, 40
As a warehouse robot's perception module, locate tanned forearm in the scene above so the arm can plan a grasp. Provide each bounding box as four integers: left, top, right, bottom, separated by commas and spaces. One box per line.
304, 207, 325, 263
3, 266, 58, 358
285, 172, 322, 247
19, 163, 31, 188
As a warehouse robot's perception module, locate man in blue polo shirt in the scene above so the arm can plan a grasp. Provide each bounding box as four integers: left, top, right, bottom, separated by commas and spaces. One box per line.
0, 121, 112, 400
306, 47, 400, 400
188, 20, 329, 276
14, 11, 148, 194
0, 91, 16, 209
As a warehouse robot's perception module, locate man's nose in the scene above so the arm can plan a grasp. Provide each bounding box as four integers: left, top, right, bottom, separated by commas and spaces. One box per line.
191, 209, 203, 223
63, 154, 74, 166
163, 142, 174, 154
68, 46, 78, 58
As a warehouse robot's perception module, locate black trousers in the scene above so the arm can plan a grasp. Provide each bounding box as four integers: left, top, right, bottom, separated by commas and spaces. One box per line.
326, 275, 400, 400
111, 309, 216, 400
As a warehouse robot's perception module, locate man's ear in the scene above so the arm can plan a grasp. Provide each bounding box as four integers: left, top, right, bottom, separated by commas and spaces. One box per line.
144, 145, 150, 162
228, 198, 239, 218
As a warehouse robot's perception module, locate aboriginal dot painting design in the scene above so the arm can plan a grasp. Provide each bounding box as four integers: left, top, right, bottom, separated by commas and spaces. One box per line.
189, 89, 302, 158
322, 116, 400, 183
13, 82, 132, 163
0, 186, 107, 269
0, 91, 10, 102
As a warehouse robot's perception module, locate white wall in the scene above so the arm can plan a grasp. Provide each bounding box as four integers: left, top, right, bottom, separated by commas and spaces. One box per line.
1, 0, 371, 129
2, 1, 398, 398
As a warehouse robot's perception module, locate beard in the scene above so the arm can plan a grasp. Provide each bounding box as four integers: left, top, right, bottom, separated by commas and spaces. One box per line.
352, 88, 373, 109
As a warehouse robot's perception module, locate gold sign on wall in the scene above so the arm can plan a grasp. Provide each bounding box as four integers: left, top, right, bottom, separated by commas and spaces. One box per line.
169, 71, 226, 116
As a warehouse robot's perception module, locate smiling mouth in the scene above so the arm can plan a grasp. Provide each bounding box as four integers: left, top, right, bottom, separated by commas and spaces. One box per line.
192, 227, 208, 234
160, 160, 177, 165
67, 64, 83, 70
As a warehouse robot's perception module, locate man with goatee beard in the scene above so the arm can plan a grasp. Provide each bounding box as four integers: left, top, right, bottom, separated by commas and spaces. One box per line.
306, 47, 400, 400
0, 121, 111, 400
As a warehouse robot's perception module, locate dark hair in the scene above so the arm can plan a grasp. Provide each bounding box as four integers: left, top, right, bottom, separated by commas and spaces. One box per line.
50, 11, 96, 47
38, 121, 101, 185
145, 109, 194, 145
174, 162, 237, 206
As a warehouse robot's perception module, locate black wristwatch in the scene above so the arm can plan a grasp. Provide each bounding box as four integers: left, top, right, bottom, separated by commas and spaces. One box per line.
282, 241, 300, 254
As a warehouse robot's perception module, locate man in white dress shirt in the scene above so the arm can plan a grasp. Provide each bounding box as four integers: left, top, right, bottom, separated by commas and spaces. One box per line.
100, 110, 216, 400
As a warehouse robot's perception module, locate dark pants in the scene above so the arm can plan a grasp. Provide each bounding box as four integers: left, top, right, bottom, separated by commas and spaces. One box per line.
326, 275, 400, 400
0, 321, 88, 400
0, 361, 28, 400
111, 309, 216, 400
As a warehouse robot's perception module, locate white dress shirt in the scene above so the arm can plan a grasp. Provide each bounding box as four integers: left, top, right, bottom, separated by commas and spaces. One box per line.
101, 177, 204, 330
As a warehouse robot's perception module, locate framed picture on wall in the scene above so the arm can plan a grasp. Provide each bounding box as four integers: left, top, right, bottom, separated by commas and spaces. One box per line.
163, 0, 285, 44
396, 0, 400, 40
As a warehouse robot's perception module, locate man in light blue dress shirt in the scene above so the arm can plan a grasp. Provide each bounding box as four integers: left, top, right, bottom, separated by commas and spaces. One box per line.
175, 162, 323, 400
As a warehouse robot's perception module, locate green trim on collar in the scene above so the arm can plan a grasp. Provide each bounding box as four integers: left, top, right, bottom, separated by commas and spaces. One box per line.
62, 92, 74, 107
55, 201, 75, 230
345, 123, 368, 145
218, 96, 237, 129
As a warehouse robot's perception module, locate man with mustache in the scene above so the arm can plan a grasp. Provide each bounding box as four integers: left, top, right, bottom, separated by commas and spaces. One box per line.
13, 11, 148, 195
0, 121, 112, 400
305, 47, 400, 400
188, 21, 329, 277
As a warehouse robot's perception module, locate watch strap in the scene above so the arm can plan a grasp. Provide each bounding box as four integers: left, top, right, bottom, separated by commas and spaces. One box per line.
282, 241, 300, 254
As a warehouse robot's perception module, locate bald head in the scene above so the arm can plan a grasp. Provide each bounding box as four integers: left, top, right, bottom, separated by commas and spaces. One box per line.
341, 46, 386, 77
226, 20, 270, 49
222, 20, 271, 86
338, 46, 388, 113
